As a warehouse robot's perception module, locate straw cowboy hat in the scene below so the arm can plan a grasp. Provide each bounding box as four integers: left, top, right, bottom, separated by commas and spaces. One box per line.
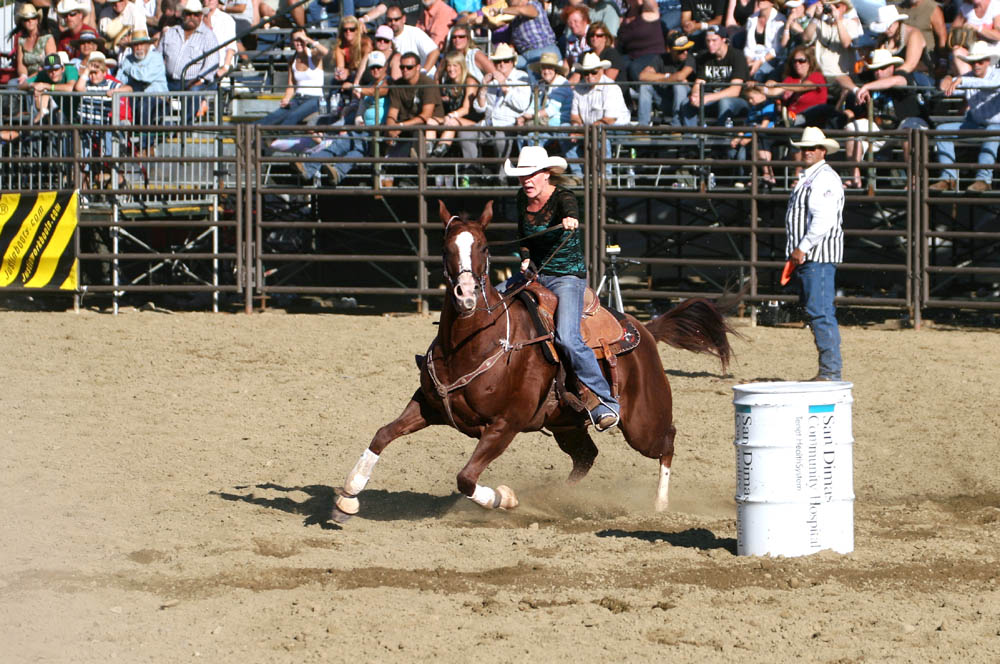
102, 17, 133, 50
791, 126, 840, 154
529, 52, 568, 76
865, 48, 904, 70
959, 40, 999, 64
56, 0, 90, 14
869, 4, 908, 33
16, 4, 40, 20
127, 30, 154, 46
503, 145, 567, 176
574, 51, 611, 72
489, 43, 518, 61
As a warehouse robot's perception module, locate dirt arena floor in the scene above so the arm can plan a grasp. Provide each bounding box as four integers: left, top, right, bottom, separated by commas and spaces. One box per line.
2, 307, 999, 663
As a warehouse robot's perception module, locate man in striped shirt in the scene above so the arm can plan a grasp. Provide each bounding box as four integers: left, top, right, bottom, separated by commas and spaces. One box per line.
785, 126, 845, 382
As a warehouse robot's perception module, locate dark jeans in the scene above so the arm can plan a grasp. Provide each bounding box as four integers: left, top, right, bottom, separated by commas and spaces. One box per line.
257, 95, 321, 126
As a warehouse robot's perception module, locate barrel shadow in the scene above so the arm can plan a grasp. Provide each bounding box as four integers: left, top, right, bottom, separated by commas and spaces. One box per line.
596, 527, 736, 553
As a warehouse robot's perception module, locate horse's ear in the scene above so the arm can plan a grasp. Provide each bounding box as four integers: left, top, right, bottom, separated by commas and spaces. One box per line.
478, 200, 493, 229
439, 199, 451, 226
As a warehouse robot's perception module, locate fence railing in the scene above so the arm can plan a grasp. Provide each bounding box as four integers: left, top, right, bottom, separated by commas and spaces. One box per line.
1, 117, 998, 323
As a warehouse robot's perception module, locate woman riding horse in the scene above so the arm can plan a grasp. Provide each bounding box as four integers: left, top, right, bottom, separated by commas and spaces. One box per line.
503, 145, 621, 432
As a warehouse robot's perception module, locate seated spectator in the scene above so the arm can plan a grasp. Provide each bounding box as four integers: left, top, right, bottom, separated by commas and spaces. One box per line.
900, 0, 948, 80
355, 25, 402, 82
334, 16, 372, 84
474, 44, 533, 162
152, 0, 184, 41
257, 28, 328, 125
521, 51, 573, 126
871, 4, 930, 86
353, 50, 391, 126
434, 51, 479, 157
417, 0, 457, 50
685, 0, 725, 49
223, 0, 254, 37
57, 0, 99, 61
387, 5, 439, 74
441, 25, 496, 84
359, 0, 424, 28
802, 0, 862, 94
98, 0, 148, 57
929, 42, 1000, 194
949, 0, 1000, 75
566, 51, 631, 176
761, 44, 829, 126
160, 0, 219, 92
636, 30, 695, 124
466, 0, 560, 69
20, 52, 80, 123
842, 48, 929, 187
618, 0, 666, 79
742, 0, 785, 81
386, 51, 444, 155
13, 4, 56, 86
576, 21, 626, 81
561, 5, 592, 71
202, 0, 237, 81
680, 26, 749, 126
68, 30, 107, 70
730, 85, 777, 186
75, 51, 131, 187
115, 30, 167, 154
780, 0, 811, 50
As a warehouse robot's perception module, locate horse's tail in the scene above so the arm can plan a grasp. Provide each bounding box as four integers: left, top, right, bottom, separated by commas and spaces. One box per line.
644, 297, 742, 373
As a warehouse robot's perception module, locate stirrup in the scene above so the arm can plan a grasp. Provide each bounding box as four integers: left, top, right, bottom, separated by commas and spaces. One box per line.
590, 405, 620, 432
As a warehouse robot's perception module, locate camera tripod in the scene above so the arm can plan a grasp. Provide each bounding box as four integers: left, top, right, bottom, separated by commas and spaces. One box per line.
595, 248, 641, 313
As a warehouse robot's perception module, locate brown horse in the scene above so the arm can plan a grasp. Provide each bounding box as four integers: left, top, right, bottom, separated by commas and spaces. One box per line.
331, 200, 736, 521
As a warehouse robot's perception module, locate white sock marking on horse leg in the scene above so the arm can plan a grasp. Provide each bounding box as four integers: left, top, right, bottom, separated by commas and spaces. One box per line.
655, 462, 671, 512
344, 449, 379, 496
469, 484, 499, 509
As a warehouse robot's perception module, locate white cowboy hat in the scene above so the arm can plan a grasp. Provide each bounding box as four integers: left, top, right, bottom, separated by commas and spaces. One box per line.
503, 145, 567, 176
790, 126, 840, 154
865, 48, 904, 70
869, 4, 908, 34
56, 0, 90, 14
958, 40, 999, 64
529, 51, 568, 76
574, 51, 611, 72
489, 43, 518, 61
182, 0, 204, 13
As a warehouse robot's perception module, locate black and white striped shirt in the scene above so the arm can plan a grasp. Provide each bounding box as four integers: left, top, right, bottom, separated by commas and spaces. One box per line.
785, 161, 845, 264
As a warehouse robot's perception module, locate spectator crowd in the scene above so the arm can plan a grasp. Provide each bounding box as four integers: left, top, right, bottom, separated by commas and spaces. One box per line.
2, 0, 1000, 192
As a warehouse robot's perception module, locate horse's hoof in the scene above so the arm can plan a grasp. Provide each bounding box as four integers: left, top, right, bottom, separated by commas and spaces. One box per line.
329, 506, 353, 524
334, 489, 359, 517
496, 485, 519, 510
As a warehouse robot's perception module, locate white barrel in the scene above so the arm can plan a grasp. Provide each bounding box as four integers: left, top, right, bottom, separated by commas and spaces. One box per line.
733, 381, 855, 557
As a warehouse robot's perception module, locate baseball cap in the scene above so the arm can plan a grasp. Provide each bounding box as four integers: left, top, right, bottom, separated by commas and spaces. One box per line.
43, 53, 64, 70
375, 25, 394, 41
367, 50, 387, 68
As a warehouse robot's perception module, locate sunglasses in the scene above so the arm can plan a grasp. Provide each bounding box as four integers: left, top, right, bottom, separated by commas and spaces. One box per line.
369, 64, 384, 69
802, 145, 824, 151
452, 33, 468, 39
343, 26, 357, 32
387, 15, 403, 21
496, 58, 515, 64
585, 69, 602, 75
792, 58, 808, 64
400, 63, 418, 70
66, 10, 83, 16
375, 37, 391, 42
590, 32, 608, 38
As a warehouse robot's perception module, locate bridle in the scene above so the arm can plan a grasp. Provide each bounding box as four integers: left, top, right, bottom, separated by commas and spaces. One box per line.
441, 215, 494, 318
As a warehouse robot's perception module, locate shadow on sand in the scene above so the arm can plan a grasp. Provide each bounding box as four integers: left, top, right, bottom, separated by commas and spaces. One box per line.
596, 527, 736, 554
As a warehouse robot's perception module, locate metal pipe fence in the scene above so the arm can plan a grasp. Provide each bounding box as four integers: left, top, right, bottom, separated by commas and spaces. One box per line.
1, 114, 998, 321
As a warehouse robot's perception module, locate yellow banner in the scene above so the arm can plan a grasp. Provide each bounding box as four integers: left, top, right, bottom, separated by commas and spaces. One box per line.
0, 191, 78, 290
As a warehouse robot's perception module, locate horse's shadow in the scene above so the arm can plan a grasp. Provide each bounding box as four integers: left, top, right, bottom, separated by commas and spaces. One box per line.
664, 369, 731, 379
211, 483, 462, 529
596, 527, 736, 554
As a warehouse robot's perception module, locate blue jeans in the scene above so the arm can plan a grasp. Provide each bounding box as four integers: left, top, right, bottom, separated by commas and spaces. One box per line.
563, 135, 612, 176
308, 0, 350, 27
798, 261, 842, 380
680, 96, 750, 127
257, 95, 320, 126
934, 118, 1000, 184
658, 0, 682, 31
537, 274, 619, 411
638, 81, 689, 125
302, 131, 365, 179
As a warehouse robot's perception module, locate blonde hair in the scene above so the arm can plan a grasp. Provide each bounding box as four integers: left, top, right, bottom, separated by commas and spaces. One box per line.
439, 50, 468, 84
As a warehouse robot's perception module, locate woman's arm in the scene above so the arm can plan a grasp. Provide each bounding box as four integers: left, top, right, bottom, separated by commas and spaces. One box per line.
15, 42, 27, 79
310, 37, 330, 58
352, 53, 369, 86
899, 28, 925, 73
74, 75, 87, 92
282, 58, 295, 104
